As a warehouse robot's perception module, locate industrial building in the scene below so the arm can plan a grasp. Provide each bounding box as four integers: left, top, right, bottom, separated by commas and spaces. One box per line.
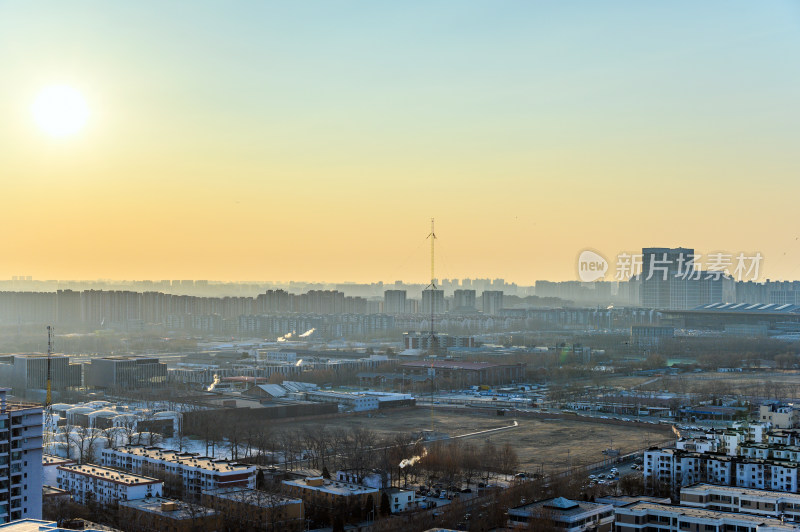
402, 332, 476, 350
662, 302, 800, 336
400, 360, 526, 386
84, 356, 167, 389
0, 355, 82, 394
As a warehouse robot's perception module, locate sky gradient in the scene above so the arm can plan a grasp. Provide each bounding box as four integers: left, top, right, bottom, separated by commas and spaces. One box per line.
2, 2, 800, 284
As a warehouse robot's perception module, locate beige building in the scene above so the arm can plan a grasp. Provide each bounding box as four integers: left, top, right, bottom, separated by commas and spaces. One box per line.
202, 486, 304, 531
760, 403, 798, 429
282, 476, 377, 512
118, 497, 221, 532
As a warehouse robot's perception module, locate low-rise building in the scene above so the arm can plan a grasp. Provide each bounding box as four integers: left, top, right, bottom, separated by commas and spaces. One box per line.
761, 403, 799, 429
201, 487, 304, 531
56, 464, 162, 505
282, 476, 377, 512
118, 497, 221, 532
680, 483, 800, 521
101, 445, 256, 496
614, 500, 800, 532
335, 469, 390, 489
305, 391, 379, 412
43, 454, 75, 487
383, 487, 417, 513
0, 518, 111, 532
507, 497, 614, 531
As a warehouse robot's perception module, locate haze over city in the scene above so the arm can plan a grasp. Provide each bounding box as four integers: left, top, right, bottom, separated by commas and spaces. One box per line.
2, 2, 800, 283
6, 3, 800, 532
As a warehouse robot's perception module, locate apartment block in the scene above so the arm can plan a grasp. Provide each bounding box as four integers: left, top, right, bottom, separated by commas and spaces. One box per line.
101, 445, 256, 497
56, 464, 162, 505
0, 388, 44, 523
680, 483, 800, 521
614, 500, 799, 532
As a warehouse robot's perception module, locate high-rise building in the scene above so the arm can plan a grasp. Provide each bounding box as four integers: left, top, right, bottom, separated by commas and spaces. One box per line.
640, 247, 733, 310
482, 290, 504, 315
452, 289, 477, 312
420, 289, 445, 315
383, 290, 407, 314
0, 388, 44, 523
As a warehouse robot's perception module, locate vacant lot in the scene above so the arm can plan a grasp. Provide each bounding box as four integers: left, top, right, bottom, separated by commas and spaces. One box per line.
272, 407, 672, 472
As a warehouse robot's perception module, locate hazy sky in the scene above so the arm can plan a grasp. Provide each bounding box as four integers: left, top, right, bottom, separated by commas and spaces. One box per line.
2, 2, 799, 284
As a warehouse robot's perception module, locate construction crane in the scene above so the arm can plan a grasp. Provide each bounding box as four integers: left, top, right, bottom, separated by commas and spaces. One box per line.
43, 326, 54, 450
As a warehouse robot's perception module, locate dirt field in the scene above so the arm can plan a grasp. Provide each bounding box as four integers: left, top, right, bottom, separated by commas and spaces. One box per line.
271, 408, 673, 472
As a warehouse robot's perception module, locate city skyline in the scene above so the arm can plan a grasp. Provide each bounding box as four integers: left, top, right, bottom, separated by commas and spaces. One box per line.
2, 2, 800, 283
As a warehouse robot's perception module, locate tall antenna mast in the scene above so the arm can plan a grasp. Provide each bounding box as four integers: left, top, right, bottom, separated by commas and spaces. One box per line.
428, 218, 436, 289
426, 218, 438, 349
426, 219, 438, 432
43, 326, 54, 450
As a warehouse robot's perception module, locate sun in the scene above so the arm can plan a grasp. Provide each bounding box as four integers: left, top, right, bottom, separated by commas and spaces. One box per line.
31, 85, 89, 137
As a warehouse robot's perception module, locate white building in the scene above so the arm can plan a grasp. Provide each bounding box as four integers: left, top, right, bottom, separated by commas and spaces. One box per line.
645, 447, 800, 493
42, 455, 74, 488
101, 445, 256, 496
56, 464, 162, 505
0, 388, 44, 523
614, 500, 800, 532
681, 483, 800, 521
383, 488, 417, 513
305, 391, 379, 412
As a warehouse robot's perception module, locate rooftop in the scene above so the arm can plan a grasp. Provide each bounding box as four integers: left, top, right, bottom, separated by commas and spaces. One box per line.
283, 477, 378, 496
119, 497, 218, 519
58, 464, 161, 486
203, 487, 302, 507
684, 302, 800, 315
683, 483, 800, 501
107, 445, 255, 473
621, 502, 797, 528
0, 519, 111, 532
401, 360, 519, 370
43, 454, 74, 466
509, 497, 612, 518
